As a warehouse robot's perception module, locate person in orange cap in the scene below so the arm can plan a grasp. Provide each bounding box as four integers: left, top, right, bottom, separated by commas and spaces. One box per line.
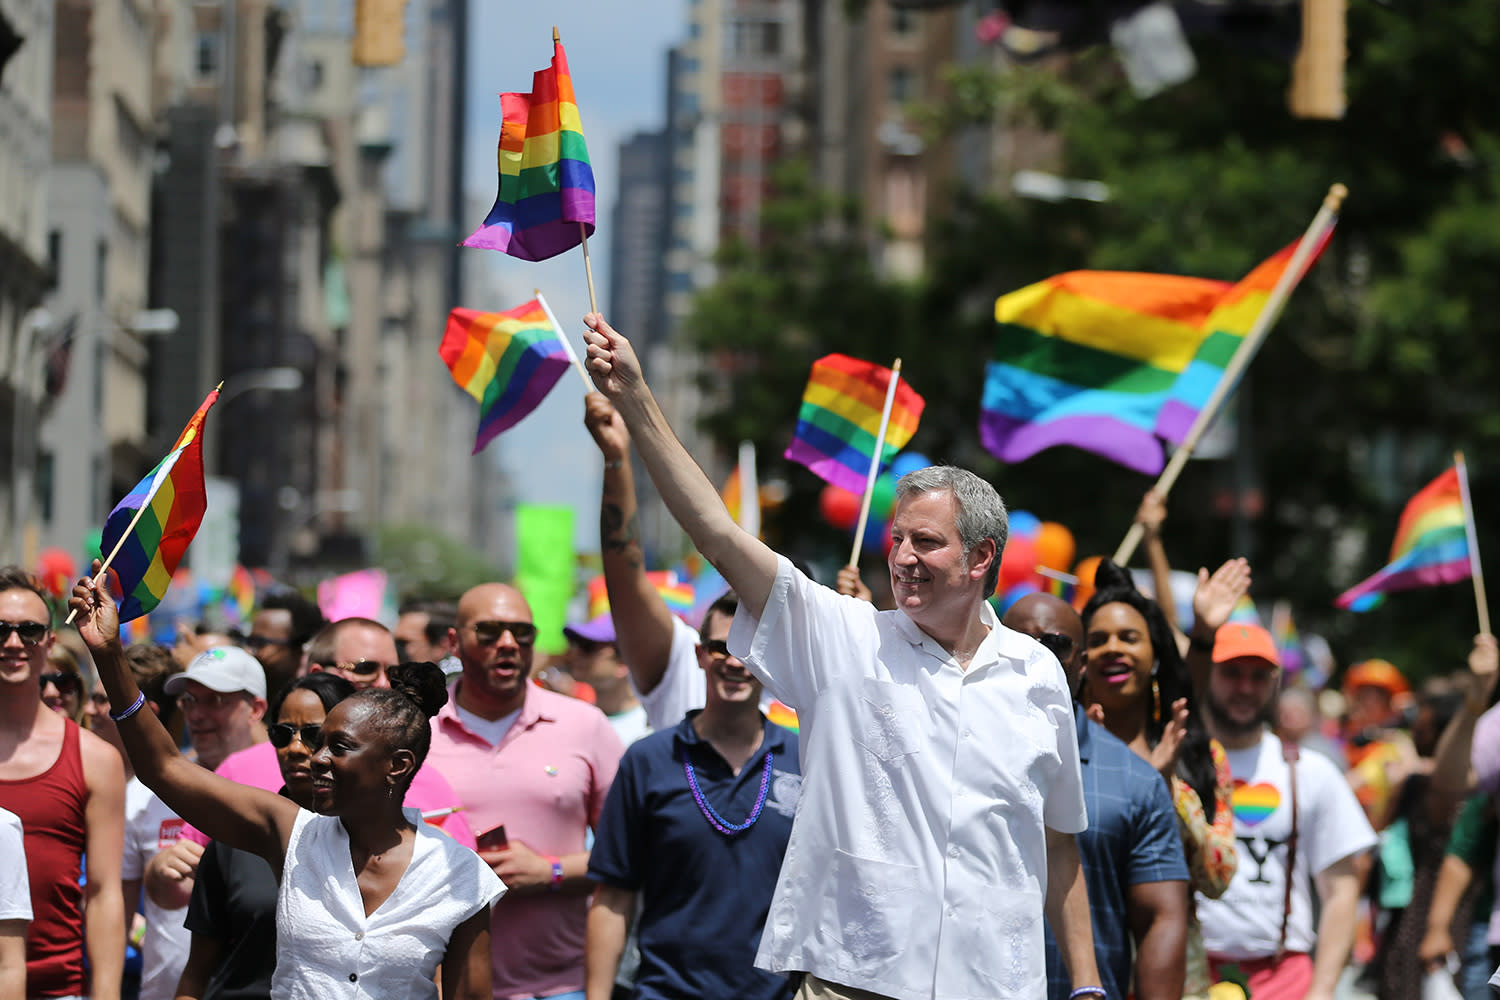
1341, 659, 1417, 830
1198, 622, 1376, 1000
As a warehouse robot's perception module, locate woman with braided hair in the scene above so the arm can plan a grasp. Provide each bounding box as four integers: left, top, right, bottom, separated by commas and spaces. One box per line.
70, 566, 503, 1000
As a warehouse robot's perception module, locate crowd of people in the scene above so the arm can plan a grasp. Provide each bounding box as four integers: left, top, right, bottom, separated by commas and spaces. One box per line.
0, 312, 1496, 1000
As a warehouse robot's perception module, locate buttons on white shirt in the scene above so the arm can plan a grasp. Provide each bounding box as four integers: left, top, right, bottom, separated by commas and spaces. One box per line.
948, 846, 960, 858
354, 931, 364, 941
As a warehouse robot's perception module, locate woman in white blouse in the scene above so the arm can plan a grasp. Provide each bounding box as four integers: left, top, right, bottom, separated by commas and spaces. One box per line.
70, 569, 503, 1000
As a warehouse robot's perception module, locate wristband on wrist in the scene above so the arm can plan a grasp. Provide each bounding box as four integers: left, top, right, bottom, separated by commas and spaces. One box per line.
603, 459, 624, 470
547, 856, 563, 890
110, 691, 147, 722
1069, 988, 1107, 1000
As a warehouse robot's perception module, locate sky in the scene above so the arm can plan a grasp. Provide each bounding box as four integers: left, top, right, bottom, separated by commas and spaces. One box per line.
462, 1, 684, 553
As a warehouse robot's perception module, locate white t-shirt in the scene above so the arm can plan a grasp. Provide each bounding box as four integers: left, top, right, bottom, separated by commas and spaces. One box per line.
453, 704, 521, 747
273, 807, 505, 999
606, 704, 652, 746
730, 557, 1086, 1000
1198, 730, 1377, 959
120, 778, 190, 1000
0, 807, 30, 921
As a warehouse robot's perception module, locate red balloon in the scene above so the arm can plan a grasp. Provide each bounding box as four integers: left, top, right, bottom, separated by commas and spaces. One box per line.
35, 548, 77, 597
997, 535, 1038, 592
819, 485, 861, 531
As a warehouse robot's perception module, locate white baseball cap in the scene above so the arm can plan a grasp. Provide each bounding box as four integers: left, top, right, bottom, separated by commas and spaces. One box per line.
164, 646, 267, 700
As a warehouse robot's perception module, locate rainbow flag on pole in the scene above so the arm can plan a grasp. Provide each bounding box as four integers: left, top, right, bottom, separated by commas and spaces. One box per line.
441, 303, 572, 453
1156, 229, 1335, 446
1336, 466, 1472, 611
463, 37, 595, 261
784, 354, 925, 494
100, 387, 219, 622
980, 272, 1231, 474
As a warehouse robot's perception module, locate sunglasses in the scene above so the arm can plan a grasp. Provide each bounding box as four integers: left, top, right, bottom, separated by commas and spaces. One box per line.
0, 621, 49, 645
1036, 632, 1077, 662
700, 639, 733, 661
268, 723, 323, 750
244, 634, 296, 650
321, 660, 385, 677
467, 621, 538, 646
40, 671, 82, 695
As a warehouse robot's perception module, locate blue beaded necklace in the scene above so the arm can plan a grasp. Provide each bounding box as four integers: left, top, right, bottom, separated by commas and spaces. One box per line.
683, 750, 774, 836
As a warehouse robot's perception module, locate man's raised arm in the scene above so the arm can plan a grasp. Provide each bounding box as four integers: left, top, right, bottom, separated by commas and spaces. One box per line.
583, 392, 677, 695
583, 314, 778, 619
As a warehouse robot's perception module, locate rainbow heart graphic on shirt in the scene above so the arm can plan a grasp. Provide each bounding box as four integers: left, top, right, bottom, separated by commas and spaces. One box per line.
1231, 781, 1281, 827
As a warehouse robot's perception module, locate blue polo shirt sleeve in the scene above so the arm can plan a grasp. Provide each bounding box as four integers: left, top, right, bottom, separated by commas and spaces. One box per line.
1130, 768, 1191, 885
587, 740, 648, 891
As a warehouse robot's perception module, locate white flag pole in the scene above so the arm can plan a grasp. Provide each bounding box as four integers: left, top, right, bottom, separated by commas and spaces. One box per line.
849, 359, 903, 568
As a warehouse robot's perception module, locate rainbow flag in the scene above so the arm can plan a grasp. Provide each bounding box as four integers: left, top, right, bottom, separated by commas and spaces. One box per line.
440, 303, 572, 453
585, 570, 697, 622
784, 354, 925, 495
1156, 229, 1335, 445
1336, 466, 1471, 611
223, 564, 257, 625
766, 700, 799, 733
100, 388, 219, 622
980, 271, 1231, 474
463, 38, 595, 261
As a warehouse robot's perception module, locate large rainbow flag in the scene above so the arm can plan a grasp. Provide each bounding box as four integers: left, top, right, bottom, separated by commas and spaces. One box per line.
980, 232, 1333, 475
1336, 466, 1472, 611
980, 272, 1231, 474
440, 303, 572, 453
100, 387, 219, 622
784, 354, 925, 495
463, 38, 595, 261
1156, 228, 1335, 446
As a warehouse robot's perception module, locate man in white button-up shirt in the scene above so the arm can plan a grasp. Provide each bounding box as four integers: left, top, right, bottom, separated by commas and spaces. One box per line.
582, 314, 1102, 1000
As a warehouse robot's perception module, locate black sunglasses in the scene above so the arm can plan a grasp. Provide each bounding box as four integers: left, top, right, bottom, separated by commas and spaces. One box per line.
268, 723, 323, 750
0, 621, 49, 645
701, 639, 732, 660
40, 671, 82, 694
468, 621, 538, 646
1037, 632, 1077, 662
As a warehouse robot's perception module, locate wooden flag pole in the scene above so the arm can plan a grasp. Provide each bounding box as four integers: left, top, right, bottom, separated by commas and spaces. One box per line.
1455, 450, 1491, 636
552, 26, 601, 314
64, 381, 224, 625
534, 289, 594, 391
1112, 183, 1348, 565
849, 359, 903, 569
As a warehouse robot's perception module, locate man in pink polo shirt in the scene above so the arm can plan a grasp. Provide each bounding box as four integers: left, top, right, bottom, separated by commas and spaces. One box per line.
427, 582, 623, 1000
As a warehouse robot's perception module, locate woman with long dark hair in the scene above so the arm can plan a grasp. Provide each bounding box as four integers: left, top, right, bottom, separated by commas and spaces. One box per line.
70, 569, 502, 1000
1081, 560, 1236, 999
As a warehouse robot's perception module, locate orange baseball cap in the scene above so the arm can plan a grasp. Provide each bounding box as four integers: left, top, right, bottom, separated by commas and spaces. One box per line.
1212, 623, 1281, 668
1343, 658, 1409, 698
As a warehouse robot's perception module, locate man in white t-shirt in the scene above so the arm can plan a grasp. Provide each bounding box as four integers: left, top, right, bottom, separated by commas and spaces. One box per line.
0, 805, 30, 999
581, 315, 1101, 1000
1197, 623, 1376, 1000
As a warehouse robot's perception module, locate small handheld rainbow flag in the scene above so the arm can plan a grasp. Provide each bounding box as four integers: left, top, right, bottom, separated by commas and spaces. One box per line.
1337, 465, 1472, 611
440, 302, 572, 453
463, 36, 595, 261
99, 387, 219, 622
784, 354, 924, 495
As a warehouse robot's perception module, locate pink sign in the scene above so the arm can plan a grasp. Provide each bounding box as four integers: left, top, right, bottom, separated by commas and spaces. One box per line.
317, 568, 388, 622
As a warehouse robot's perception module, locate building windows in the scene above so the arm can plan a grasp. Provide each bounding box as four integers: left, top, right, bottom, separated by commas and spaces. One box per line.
888, 66, 917, 104
195, 32, 219, 79
47, 230, 61, 291
95, 240, 108, 303
727, 19, 781, 58
892, 8, 920, 35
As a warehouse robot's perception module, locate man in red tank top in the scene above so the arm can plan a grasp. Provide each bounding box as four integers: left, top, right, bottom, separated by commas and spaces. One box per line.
0, 567, 126, 999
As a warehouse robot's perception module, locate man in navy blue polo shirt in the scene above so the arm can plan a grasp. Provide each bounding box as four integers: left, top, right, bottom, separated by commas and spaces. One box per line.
1004, 593, 1189, 1000
585, 592, 800, 1000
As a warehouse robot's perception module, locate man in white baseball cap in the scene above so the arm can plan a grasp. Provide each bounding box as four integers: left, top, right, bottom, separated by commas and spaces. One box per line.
163, 646, 268, 770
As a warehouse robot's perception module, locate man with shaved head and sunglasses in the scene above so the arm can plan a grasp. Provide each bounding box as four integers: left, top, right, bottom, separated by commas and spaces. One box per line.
0, 566, 126, 1000
427, 583, 624, 1000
